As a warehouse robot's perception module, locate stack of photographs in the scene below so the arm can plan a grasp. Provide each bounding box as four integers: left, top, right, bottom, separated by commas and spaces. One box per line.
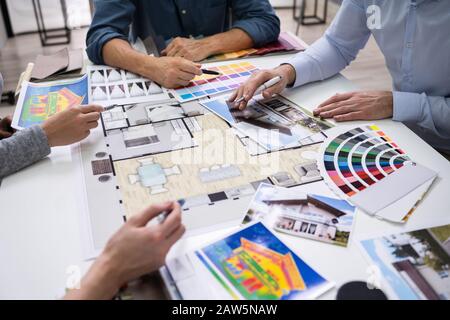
163, 222, 334, 300
202, 96, 333, 152
242, 181, 357, 247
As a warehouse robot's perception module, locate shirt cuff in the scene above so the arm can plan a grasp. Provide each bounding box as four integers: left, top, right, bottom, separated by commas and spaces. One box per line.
279, 63, 296, 88
86, 31, 129, 65
285, 53, 314, 88
392, 91, 423, 123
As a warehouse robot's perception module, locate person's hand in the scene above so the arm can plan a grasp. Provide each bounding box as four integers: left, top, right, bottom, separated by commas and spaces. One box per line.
101, 201, 184, 288
313, 91, 393, 122
40, 105, 104, 147
162, 37, 213, 62
149, 56, 202, 89
64, 201, 185, 300
228, 64, 296, 110
0, 115, 15, 139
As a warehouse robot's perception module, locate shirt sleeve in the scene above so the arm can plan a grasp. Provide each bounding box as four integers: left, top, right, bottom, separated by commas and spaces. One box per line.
0, 126, 51, 179
86, 0, 136, 65
286, 0, 371, 87
393, 91, 450, 142
231, 0, 280, 47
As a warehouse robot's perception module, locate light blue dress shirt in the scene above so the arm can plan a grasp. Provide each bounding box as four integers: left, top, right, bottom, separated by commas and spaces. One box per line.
287, 0, 450, 153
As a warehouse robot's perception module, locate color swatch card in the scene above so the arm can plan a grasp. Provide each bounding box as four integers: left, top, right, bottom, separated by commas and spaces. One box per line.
87, 65, 171, 106
170, 61, 259, 103
12, 75, 88, 129
205, 32, 305, 63
165, 222, 334, 300
318, 125, 437, 222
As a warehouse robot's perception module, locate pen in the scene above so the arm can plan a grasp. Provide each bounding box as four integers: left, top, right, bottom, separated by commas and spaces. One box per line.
234, 76, 282, 104
201, 68, 221, 76
157, 211, 170, 224
103, 104, 118, 111
157, 199, 184, 224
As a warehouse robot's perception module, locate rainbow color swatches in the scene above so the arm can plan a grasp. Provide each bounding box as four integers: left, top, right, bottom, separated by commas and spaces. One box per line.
323, 125, 411, 197
171, 61, 259, 103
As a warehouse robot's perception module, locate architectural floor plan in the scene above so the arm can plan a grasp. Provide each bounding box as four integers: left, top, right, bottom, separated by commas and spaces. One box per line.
79, 95, 332, 255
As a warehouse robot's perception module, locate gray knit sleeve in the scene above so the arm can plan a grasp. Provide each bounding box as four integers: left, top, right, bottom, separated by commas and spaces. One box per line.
0, 125, 51, 179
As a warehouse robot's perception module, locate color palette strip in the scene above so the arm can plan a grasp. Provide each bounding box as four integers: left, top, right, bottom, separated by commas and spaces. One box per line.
195, 252, 240, 300
321, 125, 411, 197
171, 61, 259, 103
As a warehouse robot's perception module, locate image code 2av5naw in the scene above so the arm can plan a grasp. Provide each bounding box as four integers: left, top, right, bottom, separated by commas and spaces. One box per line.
215, 304, 278, 316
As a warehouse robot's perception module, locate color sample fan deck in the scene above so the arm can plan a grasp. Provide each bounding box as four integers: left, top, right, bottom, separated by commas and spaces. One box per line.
322, 125, 411, 198
319, 124, 437, 221
171, 62, 259, 103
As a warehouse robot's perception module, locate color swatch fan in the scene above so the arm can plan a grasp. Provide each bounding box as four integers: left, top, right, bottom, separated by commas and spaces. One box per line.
318, 125, 437, 222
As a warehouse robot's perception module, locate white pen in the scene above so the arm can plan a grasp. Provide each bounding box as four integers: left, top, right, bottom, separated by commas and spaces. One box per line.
234, 75, 282, 104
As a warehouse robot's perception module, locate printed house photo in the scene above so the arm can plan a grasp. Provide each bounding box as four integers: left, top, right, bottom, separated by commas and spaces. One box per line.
361, 224, 450, 300
243, 183, 356, 247
197, 222, 333, 300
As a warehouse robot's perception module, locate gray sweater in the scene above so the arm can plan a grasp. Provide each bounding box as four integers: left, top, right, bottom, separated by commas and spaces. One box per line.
0, 125, 51, 179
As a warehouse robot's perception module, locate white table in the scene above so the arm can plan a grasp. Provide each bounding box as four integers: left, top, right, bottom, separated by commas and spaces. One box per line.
1, 53, 449, 299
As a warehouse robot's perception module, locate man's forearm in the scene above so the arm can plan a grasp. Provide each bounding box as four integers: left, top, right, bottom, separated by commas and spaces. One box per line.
202, 28, 254, 56
102, 38, 158, 80
393, 92, 450, 151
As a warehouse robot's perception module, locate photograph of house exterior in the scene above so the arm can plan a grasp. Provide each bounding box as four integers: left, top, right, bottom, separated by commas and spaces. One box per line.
243, 183, 356, 247
361, 224, 450, 300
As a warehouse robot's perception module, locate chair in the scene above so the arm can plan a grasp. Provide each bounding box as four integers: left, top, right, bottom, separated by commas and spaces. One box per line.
32, 0, 71, 46
163, 165, 181, 176
294, 0, 329, 35
128, 174, 140, 185
138, 157, 155, 166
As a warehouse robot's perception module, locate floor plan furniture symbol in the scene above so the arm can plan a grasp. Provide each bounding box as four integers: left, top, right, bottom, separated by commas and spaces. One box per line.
270, 171, 297, 187
199, 164, 241, 183
295, 161, 322, 184
128, 157, 181, 194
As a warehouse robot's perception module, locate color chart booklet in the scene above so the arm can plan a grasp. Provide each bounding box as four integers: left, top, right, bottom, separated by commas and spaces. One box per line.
170, 61, 259, 103
163, 222, 334, 300
318, 124, 437, 223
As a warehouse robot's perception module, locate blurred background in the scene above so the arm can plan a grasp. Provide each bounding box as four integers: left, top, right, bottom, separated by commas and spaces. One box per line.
0, 0, 390, 117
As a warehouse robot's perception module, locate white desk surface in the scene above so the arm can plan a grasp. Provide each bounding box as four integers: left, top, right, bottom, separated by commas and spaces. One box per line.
1, 53, 449, 300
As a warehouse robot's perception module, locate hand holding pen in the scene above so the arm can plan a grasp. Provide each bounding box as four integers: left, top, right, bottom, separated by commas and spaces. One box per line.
228, 64, 297, 110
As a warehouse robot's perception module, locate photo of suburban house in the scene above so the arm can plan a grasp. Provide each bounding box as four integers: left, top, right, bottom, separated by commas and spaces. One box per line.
361, 224, 450, 300
243, 183, 356, 247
